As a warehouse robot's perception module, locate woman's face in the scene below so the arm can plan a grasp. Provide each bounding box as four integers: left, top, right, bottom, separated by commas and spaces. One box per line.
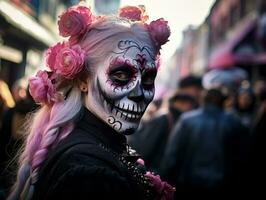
85, 39, 157, 134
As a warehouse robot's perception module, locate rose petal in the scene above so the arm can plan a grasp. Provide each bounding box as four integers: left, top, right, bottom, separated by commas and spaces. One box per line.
55, 44, 86, 79
58, 5, 93, 38
148, 18, 171, 49
29, 70, 57, 105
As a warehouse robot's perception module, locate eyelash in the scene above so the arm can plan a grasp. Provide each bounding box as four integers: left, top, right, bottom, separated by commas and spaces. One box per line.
106, 76, 137, 92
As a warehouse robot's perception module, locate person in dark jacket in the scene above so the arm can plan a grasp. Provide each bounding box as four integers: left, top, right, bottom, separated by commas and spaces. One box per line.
0, 88, 37, 198
129, 92, 197, 172
7, 4, 174, 200
160, 89, 250, 198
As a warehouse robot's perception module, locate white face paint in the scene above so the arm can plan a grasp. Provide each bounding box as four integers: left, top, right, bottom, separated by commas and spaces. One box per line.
85, 39, 157, 134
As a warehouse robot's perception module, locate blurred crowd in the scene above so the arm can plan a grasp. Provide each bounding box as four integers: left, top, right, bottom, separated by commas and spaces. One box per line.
0, 78, 37, 198
129, 75, 266, 198
1, 74, 266, 198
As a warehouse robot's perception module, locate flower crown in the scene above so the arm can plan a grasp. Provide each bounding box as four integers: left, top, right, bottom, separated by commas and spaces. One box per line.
29, 4, 170, 105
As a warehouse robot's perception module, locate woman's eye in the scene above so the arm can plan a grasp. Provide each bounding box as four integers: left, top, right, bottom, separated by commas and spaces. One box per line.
113, 71, 129, 81
109, 70, 132, 85
142, 70, 157, 89
143, 77, 154, 85
142, 77, 155, 89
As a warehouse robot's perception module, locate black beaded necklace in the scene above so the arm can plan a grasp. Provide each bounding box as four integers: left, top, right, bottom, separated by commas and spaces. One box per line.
98, 143, 156, 199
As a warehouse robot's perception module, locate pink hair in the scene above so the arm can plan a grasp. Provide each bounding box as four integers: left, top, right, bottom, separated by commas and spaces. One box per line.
8, 87, 82, 199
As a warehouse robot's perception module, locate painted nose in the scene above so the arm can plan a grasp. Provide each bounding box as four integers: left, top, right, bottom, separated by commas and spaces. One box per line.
128, 82, 144, 102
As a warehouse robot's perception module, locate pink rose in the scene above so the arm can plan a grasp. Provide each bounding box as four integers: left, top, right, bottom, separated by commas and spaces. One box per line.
29, 70, 56, 105
69, 35, 81, 46
160, 182, 176, 200
55, 45, 86, 79
58, 5, 93, 38
74, 5, 94, 23
145, 172, 164, 193
136, 158, 145, 165
145, 172, 175, 200
45, 42, 66, 71
148, 18, 171, 48
118, 5, 148, 22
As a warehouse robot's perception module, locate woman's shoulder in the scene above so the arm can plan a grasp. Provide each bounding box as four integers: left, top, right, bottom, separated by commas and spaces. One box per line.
40, 130, 122, 176
34, 147, 134, 200
34, 130, 131, 199
39, 163, 135, 200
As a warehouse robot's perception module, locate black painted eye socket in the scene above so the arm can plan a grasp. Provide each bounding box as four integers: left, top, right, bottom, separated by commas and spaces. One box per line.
111, 71, 130, 85
108, 66, 136, 86
142, 70, 157, 90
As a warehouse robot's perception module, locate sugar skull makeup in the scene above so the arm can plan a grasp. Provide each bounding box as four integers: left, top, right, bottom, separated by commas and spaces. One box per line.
85, 39, 157, 134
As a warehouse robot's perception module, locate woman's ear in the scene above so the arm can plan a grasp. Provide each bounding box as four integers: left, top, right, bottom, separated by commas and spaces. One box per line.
77, 77, 89, 93
77, 68, 91, 93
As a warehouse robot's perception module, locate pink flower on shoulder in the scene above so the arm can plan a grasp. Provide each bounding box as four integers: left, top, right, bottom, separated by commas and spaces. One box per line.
118, 5, 148, 22
29, 70, 56, 105
58, 5, 93, 38
55, 45, 86, 79
45, 42, 66, 71
148, 18, 171, 48
145, 172, 175, 200
136, 158, 145, 165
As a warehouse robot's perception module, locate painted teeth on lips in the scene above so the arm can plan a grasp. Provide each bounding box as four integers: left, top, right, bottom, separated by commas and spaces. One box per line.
115, 104, 144, 115
119, 111, 141, 120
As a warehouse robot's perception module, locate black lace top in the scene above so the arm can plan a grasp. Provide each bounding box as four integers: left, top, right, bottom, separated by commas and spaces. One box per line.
32, 107, 156, 200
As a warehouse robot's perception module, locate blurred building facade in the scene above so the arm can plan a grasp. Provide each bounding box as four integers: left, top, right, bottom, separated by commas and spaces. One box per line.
174, 0, 266, 83
177, 24, 209, 78
89, 0, 120, 15
0, 0, 80, 88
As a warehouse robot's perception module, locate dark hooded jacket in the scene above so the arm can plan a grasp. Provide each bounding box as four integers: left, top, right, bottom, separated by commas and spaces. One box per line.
160, 104, 250, 197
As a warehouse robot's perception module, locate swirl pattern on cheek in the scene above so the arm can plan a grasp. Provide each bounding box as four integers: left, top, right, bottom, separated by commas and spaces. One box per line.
107, 116, 122, 130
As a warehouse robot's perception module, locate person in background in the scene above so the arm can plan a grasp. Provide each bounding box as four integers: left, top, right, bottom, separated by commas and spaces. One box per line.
250, 88, 266, 194
178, 75, 202, 105
234, 86, 256, 129
11, 78, 28, 103
0, 87, 37, 198
253, 79, 266, 104
0, 80, 15, 128
129, 91, 197, 172
160, 89, 250, 198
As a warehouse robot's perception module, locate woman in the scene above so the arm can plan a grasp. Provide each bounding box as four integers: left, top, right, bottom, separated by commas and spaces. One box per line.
8, 4, 174, 200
